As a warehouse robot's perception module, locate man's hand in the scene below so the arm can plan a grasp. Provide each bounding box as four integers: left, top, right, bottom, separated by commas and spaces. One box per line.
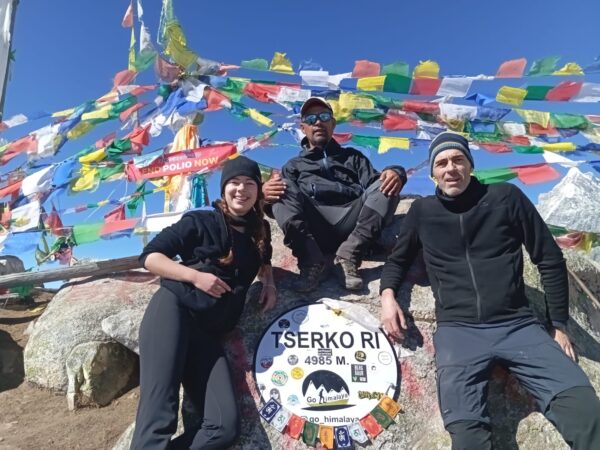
379, 169, 403, 196
192, 272, 232, 298
380, 288, 407, 341
262, 172, 286, 204
552, 327, 577, 361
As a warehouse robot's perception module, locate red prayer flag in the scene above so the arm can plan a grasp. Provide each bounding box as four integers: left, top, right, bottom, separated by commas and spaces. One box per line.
382, 113, 417, 131
529, 123, 558, 136
555, 232, 583, 249
204, 89, 231, 111
0, 180, 22, 198
113, 69, 137, 89
402, 100, 440, 115
7, 135, 37, 154
130, 85, 158, 96
496, 58, 527, 78
545, 81, 583, 101
507, 136, 530, 146
120, 102, 146, 122
410, 78, 442, 96
352, 60, 380, 78
96, 132, 116, 149
155, 56, 182, 83
104, 204, 126, 223
480, 143, 512, 153
287, 415, 305, 440
100, 218, 139, 236
333, 132, 353, 144
359, 414, 383, 438
513, 163, 560, 185
121, 1, 134, 28
243, 83, 282, 103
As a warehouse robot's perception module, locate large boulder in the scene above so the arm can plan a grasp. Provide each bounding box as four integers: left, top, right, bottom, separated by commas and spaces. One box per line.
23, 270, 157, 406
112, 198, 599, 450
0, 255, 25, 276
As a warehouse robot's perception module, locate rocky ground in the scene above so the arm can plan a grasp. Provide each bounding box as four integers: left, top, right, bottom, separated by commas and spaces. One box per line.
0, 294, 137, 450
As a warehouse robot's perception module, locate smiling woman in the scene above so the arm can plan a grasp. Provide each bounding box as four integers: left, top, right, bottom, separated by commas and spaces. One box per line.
130, 155, 278, 449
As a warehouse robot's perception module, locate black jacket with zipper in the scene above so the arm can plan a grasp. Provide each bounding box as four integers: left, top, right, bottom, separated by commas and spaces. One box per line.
139, 207, 272, 332
281, 137, 407, 206
380, 178, 569, 324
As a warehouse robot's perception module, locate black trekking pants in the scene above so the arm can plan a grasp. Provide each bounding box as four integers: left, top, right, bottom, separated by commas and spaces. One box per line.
271, 179, 399, 266
130, 288, 240, 450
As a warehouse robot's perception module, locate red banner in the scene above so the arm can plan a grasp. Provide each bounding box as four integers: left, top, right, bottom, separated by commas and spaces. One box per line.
126, 144, 236, 181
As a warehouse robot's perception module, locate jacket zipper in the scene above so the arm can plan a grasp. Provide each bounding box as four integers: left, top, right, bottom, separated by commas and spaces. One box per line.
459, 214, 482, 322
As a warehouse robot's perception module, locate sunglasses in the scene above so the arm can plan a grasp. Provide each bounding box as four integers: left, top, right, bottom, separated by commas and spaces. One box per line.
301, 111, 333, 125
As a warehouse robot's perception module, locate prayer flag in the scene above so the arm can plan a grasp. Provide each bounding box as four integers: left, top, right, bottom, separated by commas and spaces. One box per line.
410, 78, 441, 96
334, 426, 353, 449
241, 58, 269, 71
348, 422, 368, 444
553, 62, 584, 76
527, 56, 560, 76
378, 136, 410, 154
371, 405, 395, 429
383, 74, 411, 94
413, 60, 439, 79
286, 415, 305, 440
496, 58, 527, 78
545, 81, 582, 101
269, 52, 294, 74
121, 1, 134, 28
437, 77, 472, 97
378, 395, 402, 418
356, 76, 385, 91
302, 421, 319, 447
319, 425, 334, 449
514, 163, 560, 184
496, 86, 527, 106
352, 59, 380, 78
360, 414, 383, 439
72, 222, 103, 245
382, 61, 409, 77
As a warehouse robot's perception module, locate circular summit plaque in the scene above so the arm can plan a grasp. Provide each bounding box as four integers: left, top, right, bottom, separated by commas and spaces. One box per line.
254, 303, 399, 427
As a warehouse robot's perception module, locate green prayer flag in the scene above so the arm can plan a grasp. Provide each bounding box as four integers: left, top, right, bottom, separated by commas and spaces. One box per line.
353, 109, 385, 122
107, 139, 132, 157
72, 222, 103, 245
110, 96, 138, 115
550, 113, 589, 129
525, 85, 553, 101
352, 135, 380, 149
382, 61, 410, 77
158, 84, 173, 100
527, 56, 560, 76
474, 167, 517, 184
383, 74, 411, 94
366, 93, 403, 109
220, 78, 248, 102
548, 224, 570, 236
127, 182, 147, 213
241, 58, 269, 71
98, 163, 125, 181
134, 50, 157, 72
371, 405, 395, 429
513, 145, 544, 154
302, 421, 318, 447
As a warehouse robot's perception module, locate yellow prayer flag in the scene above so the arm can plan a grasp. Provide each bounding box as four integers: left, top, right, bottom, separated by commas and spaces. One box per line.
164, 22, 198, 68
52, 107, 76, 118
356, 76, 386, 91
580, 233, 594, 252
318, 425, 334, 449
128, 26, 136, 71
553, 62, 584, 76
338, 92, 375, 119
413, 60, 439, 79
269, 52, 294, 74
515, 109, 551, 128
71, 167, 99, 192
79, 148, 107, 164
378, 137, 410, 154
496, 86, 527, 106
247, 108, 274, 128
379, 395, 403, 417
82, 105, 112, 121
67, 121, 95, 140
542, 142, 577, 152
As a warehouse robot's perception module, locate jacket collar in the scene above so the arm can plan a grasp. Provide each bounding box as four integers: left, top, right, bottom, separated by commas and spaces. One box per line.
299, 137, 342, 159
435, 176, 487, 213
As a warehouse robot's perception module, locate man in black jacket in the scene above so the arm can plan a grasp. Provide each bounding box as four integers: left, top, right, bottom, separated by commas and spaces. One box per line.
379, 132, 600, 449
263, 97, 406, 292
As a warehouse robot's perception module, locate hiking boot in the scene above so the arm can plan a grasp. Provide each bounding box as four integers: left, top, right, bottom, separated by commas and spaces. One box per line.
293, 262, 325, 293
335, 256, 363, 290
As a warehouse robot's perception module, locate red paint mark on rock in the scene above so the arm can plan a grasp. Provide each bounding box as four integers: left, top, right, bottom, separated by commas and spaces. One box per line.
400, 359, 424, 399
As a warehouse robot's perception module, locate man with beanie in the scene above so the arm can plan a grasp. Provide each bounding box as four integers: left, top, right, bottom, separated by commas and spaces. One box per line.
378, 131, 600, 449
263, 97, 406, 292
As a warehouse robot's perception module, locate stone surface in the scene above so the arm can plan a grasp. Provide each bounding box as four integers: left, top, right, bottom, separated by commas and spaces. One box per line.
102, 309, 145, 354
113, 198, 600, 450
0, 255, 25, 276
23, 271, 157, 394
66, 341, 138, 410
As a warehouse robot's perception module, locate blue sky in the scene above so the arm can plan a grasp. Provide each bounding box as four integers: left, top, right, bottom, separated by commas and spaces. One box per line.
2, 0, 600, 269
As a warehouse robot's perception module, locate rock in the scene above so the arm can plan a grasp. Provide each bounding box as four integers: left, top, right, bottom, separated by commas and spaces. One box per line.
102, 309, 145, 354
66, 341, 138, 410
23, 270, 157, 402
0, 255, 24, 276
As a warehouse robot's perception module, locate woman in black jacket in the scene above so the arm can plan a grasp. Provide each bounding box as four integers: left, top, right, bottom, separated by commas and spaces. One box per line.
131, 156, 277, 450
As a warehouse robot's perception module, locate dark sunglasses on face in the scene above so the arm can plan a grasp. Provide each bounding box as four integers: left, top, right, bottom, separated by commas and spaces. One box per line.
301, 111, 333, 125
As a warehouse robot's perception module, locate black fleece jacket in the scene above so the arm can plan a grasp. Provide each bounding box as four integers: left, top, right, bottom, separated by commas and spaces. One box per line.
281, 137, 407, 206
139, 207, 272, 331
380, 178, 569, 324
